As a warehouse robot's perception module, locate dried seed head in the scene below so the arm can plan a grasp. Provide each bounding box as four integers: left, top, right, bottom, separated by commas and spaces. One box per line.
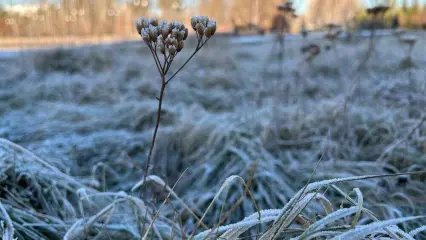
149, 17, 159, 27
135, 19, 143, 35
159, 20, 169, 37
173, 21, 184, 30
400, 35, 417, 46
136, 16, 189, 58
199, 16, 209, 27
158, 38, 166, 54
140, 17, 149, 28
325, 23, 340, 31
141, 29, 150, 43
165, 36, 172, 45
169, 21, 175, 29
183, 28, 189, 40
277, 2, 295, 13
177, 30, 185, 41
177, 41, 184, 52
136, 17, 150, 35
169, 45, 177, 55
196, 23, 205, 36
165, 36, 178, 47
366, 5, 389, 16
149, 25, 158, 41
171, 28, 179, 38
171, 37, 178, 46
157, 35, 164, 43
162, 28, 169, 39
205, 19, 216, 38
160, 20, 168, 27
191, 16, 209, 30
191, 16, 198, 30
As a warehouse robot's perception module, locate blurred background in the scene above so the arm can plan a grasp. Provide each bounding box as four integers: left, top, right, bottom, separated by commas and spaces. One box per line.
1, 0, 425, 49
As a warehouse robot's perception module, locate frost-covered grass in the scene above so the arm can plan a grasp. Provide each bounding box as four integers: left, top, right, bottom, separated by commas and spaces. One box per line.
0, 34, 425, 239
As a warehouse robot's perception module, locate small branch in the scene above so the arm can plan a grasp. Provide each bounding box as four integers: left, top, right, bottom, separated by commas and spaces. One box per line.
148, 45, 163, 74
165, 55, 175, 74
358, 16, 377, 70
162, 53, 167, 74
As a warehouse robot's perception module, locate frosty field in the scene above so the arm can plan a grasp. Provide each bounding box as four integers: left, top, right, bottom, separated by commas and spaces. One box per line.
0, 34, 426, 239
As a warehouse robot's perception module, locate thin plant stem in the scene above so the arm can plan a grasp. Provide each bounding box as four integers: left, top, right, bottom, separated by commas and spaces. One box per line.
143, 74, 166, 182
279, 33, 285, 82
358, 15, 377, 71
148, 44, 163, 74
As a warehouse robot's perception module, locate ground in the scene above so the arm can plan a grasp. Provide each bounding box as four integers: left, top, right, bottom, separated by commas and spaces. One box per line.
0, 33, 425, 239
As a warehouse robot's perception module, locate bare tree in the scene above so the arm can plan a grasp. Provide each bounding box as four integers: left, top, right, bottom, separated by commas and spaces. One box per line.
230, 0, 281, 28
159, 0, 185, 21
306, 0, 360, 29
199, 0, 228, 26
229, 0, 251, 26
128, 0, 149, 17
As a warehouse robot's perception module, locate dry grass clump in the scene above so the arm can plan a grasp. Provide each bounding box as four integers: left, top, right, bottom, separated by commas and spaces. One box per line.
0, 28, 426, 239
1, 136, 425, 239
33, 47, 113, 74
0, 139, 175, 239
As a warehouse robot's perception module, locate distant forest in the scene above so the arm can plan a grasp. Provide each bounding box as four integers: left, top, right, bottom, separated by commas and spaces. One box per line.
0, 0, 425, 37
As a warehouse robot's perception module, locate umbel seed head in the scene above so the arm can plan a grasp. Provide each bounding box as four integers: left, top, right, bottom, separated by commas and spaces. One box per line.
205, 19, 217, 38
196, 23, 205, 36
136, 15, 215, 79
366, 5, 390, 16
183, 28, 189, 40
191, 16, 217, 39
277, 1, 295, 13
157, 36, 166, 54
325, 23, 341, 31
169, 45, 176, 55
136, 15, 215, 59
142, 29, 151, 43
136, 17, 189, 56
135, 20, 143, 35
149, 18, 159, 26
177, 41, 184, 52
400, 35, 417, 46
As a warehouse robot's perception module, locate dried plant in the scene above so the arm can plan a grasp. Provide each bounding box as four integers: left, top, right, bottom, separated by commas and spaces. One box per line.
265, 1, 297, 80
358, 5, 390, 70
323, 23, 342, 57
399, 35, 418, 69
135, 16, 216, 183
391, 29, 417, 68
300, 18, 309, 39
324, 24, 342, 45
300, 43, 321, 64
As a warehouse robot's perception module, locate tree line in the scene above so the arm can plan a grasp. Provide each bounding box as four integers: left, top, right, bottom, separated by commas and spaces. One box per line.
1, 0, 425, 38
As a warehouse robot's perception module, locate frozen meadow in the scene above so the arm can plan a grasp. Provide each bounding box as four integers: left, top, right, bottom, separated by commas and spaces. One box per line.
0, 33, 426, 239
